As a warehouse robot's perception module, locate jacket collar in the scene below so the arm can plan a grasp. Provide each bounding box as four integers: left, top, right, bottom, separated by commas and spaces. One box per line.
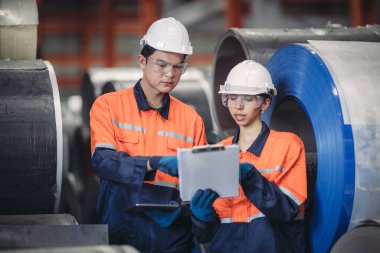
133, 79, 170, 120
232, 121, 270, 157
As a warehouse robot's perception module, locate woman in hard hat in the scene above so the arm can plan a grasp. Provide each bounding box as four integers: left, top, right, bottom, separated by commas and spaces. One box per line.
192, 60, 307, 253
90, 17, 207, 252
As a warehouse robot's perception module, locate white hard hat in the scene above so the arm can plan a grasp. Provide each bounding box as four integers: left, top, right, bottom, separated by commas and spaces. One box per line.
219, 60, 277, 96
140, 17, 193, 55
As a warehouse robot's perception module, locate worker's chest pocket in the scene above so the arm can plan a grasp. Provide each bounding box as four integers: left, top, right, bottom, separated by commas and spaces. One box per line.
115, 129, 140, 155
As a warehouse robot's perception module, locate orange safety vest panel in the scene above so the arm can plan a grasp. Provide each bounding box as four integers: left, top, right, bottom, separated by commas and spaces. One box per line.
90, 86, 207, 187
214, 128, 307, 223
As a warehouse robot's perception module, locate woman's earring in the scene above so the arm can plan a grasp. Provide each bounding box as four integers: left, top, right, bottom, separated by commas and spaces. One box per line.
261, 109, 265, 114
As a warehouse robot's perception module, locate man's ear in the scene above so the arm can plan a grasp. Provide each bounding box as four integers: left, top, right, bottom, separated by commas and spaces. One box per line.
138, 55, 146, 69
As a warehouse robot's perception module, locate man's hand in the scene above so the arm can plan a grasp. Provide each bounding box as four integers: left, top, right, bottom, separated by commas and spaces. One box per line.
156, 156, 179, 176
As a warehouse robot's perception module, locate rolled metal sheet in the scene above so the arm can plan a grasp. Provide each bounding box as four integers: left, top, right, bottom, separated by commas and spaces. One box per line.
0, 224, 108, 249
0, 245, 139, 253
330, 224, 380, 253
0, 60, 63, 214
0, 0, 38, 25
0, 214, 78, 225
0, 0, 38, 60
265, 41, 380, 253
212, 25, 380, 136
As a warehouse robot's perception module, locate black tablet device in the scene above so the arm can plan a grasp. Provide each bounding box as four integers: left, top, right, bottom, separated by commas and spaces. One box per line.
124, 203, 180, 213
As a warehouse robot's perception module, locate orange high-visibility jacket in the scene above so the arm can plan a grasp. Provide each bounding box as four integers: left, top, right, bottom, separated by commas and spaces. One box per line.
90, 81, 207, 251
90, 82, 207, 186
193, 123, 307, 253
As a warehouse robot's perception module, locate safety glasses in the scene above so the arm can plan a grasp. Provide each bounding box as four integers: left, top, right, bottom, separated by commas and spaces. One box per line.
147, 58, 188, 75
223, 94, 264, 108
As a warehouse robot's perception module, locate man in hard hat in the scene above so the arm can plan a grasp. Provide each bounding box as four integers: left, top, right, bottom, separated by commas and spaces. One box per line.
90, 17, 207, 252
191, 60, 308, 253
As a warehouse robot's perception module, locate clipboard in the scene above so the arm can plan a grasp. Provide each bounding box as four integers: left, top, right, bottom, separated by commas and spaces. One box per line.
177, 144, 240, 202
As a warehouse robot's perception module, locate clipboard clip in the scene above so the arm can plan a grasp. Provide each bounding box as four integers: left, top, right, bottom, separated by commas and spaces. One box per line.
191, 144, 225, 153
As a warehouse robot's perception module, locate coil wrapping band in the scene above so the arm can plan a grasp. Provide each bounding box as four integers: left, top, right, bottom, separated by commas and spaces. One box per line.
265, 41, 380, 252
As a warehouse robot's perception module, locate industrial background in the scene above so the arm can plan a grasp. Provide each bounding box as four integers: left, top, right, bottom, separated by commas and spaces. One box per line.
36, 0, 376, 90
1, 0, 380, 253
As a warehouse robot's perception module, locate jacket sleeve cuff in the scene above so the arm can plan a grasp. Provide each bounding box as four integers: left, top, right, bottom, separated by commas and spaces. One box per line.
149, 156, 163, 170
191, 216, 220, 243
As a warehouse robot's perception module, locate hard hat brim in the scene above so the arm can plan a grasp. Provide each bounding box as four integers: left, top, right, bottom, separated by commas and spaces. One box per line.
218, 84, 277, 96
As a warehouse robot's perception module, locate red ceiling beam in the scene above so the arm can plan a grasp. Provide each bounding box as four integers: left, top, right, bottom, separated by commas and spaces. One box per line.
101, 0, 115, 67
139, 0, 159, 35
349, 0, 377, 26
226, 0, 243, 28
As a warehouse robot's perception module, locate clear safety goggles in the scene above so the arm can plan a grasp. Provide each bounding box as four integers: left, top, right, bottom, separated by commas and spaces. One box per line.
148, 58, 188, 75
222, 94, 264, 108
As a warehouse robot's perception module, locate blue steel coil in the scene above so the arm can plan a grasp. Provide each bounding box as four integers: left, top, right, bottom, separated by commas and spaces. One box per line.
265, 41, 380, 252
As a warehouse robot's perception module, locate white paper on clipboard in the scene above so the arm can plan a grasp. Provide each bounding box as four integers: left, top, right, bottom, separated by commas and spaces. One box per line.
177, 144, 240, 202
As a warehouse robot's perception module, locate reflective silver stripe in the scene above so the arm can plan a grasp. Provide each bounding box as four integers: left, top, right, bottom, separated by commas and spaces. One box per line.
220, 218, 233, 223
279, 186, 302, 206
258, 168, 273, 173
92, 143, 116, 157
154, 180, 178, 189
95, 143, 116, 150
220, 213, 266, 223
258, 165, 283, 174
274, 165, 283, 172
157, 130, 194, 143
112, 119, 146, 134
247, 212, 266, 222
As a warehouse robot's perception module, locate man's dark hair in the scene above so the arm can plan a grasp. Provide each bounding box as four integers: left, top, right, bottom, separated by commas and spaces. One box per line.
140, 44, 156, 58
140, 44, 187, 61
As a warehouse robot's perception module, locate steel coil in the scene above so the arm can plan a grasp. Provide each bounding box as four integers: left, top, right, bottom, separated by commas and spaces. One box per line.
0, 245, 139, 253
330, 223, 380, 253
266, 41, 380, 252
0, 0, 38, 60
0, 60, 63, 214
